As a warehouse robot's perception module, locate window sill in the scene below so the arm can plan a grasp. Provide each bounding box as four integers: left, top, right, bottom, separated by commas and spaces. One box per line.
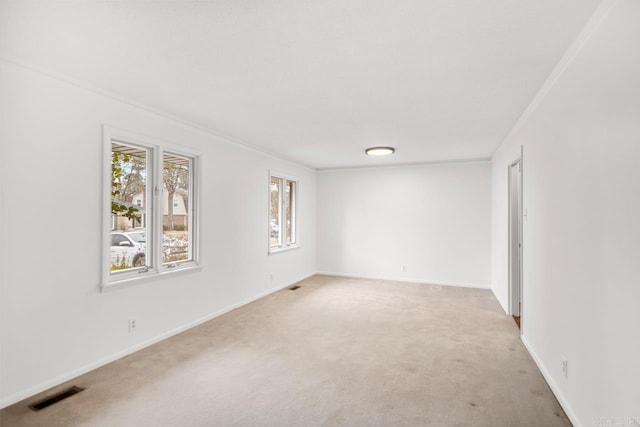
268, 245, 300, 255
101, 263, 202, 292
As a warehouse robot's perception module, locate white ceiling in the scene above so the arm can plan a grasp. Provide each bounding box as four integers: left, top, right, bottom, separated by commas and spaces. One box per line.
0, 1, 602, 169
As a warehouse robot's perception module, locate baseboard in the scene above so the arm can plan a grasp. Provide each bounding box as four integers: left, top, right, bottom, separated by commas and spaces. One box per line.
316, 271, 491, 289
0, 272, 315, 409
520, 335, 582, 427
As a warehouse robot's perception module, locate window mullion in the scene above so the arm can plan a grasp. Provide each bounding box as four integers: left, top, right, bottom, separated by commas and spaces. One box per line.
152, 147, 162, 271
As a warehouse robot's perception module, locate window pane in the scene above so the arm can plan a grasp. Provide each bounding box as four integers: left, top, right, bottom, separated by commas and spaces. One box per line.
270, 176, 282, 247
162, 153, 192, 264
110, 142, 147, 272
285, 180, 296, 244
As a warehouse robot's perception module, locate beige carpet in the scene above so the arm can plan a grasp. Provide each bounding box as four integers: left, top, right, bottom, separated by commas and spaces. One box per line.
1, 275, 570, 426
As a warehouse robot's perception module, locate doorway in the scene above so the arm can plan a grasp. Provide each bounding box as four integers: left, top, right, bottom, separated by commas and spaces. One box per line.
508, 158, 523, 329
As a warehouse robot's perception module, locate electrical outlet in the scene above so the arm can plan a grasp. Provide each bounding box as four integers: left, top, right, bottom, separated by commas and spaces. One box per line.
128, 319, 137, 333
402, 265, 407, 272
269, 273, 273, 281
561, 360, 568, 379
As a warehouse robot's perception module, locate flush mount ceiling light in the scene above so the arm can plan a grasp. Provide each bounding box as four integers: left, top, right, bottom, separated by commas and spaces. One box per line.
365, 146, 395, 157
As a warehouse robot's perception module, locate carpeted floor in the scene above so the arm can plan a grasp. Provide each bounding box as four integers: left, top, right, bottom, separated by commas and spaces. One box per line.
0, 275, 570, 426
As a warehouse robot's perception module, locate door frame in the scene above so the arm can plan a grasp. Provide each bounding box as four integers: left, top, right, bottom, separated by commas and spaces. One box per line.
508, 150, 524, 330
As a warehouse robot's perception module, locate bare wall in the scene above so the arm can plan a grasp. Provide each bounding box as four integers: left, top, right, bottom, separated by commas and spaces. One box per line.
0, 62, 317, 407
491, 1, 640, 425
317, 163, 491, 288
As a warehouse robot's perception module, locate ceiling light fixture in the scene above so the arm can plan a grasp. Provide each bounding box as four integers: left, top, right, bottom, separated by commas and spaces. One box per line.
365, 146, 395, 157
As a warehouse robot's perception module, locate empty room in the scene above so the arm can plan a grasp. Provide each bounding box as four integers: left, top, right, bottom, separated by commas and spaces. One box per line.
0, 1, 638, 426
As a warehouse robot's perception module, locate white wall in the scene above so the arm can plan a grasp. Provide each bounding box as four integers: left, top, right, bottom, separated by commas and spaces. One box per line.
0, 62, 317, 407
491, 1, 640, 425
317, 162, 491, 288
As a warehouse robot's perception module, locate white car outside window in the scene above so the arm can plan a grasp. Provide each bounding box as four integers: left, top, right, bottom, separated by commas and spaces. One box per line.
110, 232, 146, 268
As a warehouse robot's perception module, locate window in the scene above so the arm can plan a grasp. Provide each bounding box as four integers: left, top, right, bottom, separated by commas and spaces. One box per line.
103, 127, 199, 288
269, 171, 298, 253
162, 152, 194, 265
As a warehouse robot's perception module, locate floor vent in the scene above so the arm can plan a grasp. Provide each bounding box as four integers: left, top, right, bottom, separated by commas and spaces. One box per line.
29, 386, 84, 411
289, 285, 301, 290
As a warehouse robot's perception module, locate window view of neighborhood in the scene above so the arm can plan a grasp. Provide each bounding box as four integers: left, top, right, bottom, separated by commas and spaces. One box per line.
284, 179, 296, 245
270, 174, 297, 250
161, 152, 192, 265
270, 176, 282, 247
111, 142, 192, 272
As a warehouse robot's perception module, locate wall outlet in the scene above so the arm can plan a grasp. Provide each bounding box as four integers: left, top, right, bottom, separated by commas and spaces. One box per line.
128, 319, 137, 333
269, 273, 273, 281
561, 360, 568, 379
402, 265, 407, 272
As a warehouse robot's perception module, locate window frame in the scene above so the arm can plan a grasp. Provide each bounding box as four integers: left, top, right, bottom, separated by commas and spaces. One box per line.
268, 170, 299, 254
102, 126, 201, 290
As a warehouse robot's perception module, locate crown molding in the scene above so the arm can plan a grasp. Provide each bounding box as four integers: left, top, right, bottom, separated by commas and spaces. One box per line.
0, 54, 316, 171
494, 0, 618, 156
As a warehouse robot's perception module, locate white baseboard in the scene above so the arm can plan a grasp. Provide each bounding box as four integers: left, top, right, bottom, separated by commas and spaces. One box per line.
0, 272, 315, 409
316, 271, 491, 289
520, 335, 582, 427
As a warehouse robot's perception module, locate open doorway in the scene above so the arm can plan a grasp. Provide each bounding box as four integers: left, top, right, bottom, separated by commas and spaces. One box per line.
508, 158, 523, 329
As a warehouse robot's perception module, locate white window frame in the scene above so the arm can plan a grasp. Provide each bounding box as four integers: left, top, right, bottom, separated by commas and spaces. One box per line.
102, 126, 201, 290
268, 170, 299, 254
